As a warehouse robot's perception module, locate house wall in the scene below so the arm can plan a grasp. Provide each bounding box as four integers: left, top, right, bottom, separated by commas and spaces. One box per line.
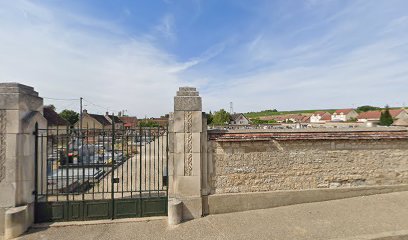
332, 111, 358, 122
331, 114, 347, 122
346, 110, 359, 120
234, 115, 249, 125
75, 115, 104, 129
207, 130, 408, 194
310, 115, 321, 123
396, 111, 408, 120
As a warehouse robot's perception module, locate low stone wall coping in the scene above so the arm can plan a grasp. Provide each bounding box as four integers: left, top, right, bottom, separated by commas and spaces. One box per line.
208, 128, 408, 141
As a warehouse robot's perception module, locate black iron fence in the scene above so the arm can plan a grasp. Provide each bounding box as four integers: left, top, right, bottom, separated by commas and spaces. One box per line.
33, 123, 168, 222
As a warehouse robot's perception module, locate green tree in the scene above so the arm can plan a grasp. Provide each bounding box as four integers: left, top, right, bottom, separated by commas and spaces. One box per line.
139, 120, 160, 127
357, 105, 380, 112
206, 111, 214, 125
212, 109, 231, 125
379, 105, 393, 126
59, 109, 79, 125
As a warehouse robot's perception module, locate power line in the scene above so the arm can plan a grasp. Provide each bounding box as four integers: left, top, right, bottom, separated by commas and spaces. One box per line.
82, 98, 120, 113
43, 96, 78, 101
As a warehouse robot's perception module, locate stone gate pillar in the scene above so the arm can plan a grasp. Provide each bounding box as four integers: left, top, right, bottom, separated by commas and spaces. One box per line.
168, 87, 207, 221
0, 83, 46, 239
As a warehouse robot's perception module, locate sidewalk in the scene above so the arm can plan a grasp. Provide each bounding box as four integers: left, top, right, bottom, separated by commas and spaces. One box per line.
17, 191, 408, 240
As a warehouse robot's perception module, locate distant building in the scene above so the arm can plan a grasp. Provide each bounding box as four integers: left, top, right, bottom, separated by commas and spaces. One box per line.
331, 109, 358, 122
230, 113, 250, 125
358, 109, 408, 123
104, 113, 124, 130
310, 111, 331, 123
357, 111, 382, 123
393, 118, 408, 127
120, 116, 138, 129
389, 109, 408, 120
43, 106, 69, 134
75, 110, 124, 129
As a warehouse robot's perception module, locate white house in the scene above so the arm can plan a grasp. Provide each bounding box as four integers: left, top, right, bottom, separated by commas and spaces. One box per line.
331, 109, 358, 122
310, 111, 331, 123
230, 113, 250, 125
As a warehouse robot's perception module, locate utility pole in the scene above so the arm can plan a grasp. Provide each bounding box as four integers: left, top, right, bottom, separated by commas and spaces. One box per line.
80, 97, 83, 130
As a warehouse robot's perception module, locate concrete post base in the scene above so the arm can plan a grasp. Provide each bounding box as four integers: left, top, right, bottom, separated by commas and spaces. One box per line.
3, 204, 33, 240
168, 198, 183, 225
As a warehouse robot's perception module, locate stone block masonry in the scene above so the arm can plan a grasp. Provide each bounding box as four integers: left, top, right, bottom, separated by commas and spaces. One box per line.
208, 130, 408, 194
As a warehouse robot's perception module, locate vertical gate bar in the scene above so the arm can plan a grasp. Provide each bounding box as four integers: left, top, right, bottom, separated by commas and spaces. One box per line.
144, 129, 147, 194
166, 124, 169, 196
121, 129, 124, 198
66, 126, 69, 202
111, 114, 115, 219
93, 123, 96, 200
153, 127, 156, 194
42, 129, 47, 200
33, 123, 39, 220
56, 125, 59, 202
148, 128, 151, 197
157, 126, 160, 195
76, 128, 79, 200
126, 134, 129, 193
73, 128, 77, 201
161, 127, 164, 191
130, 132, 133, 198
50, 128, 54, 199
81, 125, 85, 201
102, 130, 105, 199
139, 126, 142, 198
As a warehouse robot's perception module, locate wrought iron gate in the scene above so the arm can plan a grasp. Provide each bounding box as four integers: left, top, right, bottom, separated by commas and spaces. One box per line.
33, 122, 168, 222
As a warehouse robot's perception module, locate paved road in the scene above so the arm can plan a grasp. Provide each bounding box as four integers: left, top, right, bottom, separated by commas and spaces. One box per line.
18, 191, 408, 240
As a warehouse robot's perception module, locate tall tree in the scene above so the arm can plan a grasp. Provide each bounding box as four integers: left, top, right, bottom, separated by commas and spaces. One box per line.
212, 109, 231, 125
206, 111, 214, 125
59, 109, 79, 125
379, 105, 393, 126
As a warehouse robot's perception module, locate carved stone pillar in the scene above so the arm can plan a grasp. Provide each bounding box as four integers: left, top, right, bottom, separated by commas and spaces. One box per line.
169, 87, 207, 220
0, 83, 46, 239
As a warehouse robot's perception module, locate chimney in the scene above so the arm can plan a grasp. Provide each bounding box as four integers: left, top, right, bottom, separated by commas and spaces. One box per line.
83, 109, 87, 114
118, 111, 122, 117
106, 111, 109, 116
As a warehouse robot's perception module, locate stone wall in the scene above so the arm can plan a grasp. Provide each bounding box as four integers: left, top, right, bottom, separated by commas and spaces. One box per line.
208, 129, 408, 194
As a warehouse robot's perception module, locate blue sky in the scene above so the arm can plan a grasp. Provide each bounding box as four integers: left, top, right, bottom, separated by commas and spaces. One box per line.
0, 0, 407, 116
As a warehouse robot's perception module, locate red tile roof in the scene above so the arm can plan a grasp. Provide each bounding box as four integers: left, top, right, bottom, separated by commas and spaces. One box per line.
389, 109, 405, 118
335, 109, 354, 114
357, 111, 381, 120
320, 113, 332, 121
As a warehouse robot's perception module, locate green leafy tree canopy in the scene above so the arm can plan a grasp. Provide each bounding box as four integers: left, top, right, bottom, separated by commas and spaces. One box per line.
379, 105, 393, 126
139, 120, 160, 127
212, 109, 231, 125
59, 109, 79, 125
206, 111, 214, 125
357, 105, 380, 112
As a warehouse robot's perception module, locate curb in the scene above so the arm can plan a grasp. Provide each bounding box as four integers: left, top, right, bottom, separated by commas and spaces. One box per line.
30, 216, 167, 228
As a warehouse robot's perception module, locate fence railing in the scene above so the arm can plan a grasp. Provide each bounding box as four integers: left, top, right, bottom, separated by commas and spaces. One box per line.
34, 125, 169, 203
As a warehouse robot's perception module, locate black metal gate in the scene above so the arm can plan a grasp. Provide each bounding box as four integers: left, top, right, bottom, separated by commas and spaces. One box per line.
33, 122, 168, 222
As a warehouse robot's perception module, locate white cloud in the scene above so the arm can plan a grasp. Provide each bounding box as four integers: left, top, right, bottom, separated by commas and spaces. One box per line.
155, 14, 176, 41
